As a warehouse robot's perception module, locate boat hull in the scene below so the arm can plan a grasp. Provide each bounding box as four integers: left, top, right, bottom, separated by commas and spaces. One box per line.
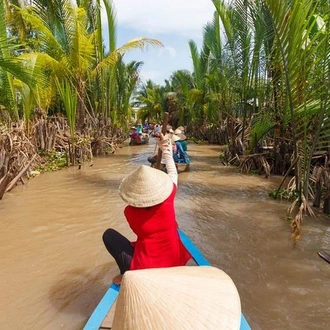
176, 162, 190, 173
148, 161, 190, 173
129, 136, 149, 145
83, 229, 251, 330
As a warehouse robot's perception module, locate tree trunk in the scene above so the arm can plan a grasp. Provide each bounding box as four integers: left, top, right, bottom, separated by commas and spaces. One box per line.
313, 181, 322, 208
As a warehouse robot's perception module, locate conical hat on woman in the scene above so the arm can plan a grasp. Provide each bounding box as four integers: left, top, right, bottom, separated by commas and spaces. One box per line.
119, 165, 173, 207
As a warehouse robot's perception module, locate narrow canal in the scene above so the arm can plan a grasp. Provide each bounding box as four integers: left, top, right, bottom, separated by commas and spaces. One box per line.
1, 139, 330, 330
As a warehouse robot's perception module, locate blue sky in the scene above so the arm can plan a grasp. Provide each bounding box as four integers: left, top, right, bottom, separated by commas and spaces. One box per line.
104, 0, 216, 85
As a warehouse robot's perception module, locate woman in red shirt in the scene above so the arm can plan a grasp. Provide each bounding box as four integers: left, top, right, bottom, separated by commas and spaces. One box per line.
102, 134, 191, 284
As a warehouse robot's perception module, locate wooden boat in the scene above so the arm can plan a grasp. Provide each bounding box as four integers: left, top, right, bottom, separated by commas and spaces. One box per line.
83, 229, 251, 330
147, 155, 190, 173
176, 162, 190, 173
149, 162, 189, 173
129, 135, 149, 146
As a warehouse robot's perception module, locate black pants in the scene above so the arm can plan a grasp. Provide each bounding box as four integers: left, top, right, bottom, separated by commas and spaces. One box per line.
102, 228, 134, 274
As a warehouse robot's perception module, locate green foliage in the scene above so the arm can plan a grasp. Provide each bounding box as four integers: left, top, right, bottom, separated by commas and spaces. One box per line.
35, 151, 67, 172
55, 79, 77, 139
269, 188, 298, 201
249, 113, 276, 152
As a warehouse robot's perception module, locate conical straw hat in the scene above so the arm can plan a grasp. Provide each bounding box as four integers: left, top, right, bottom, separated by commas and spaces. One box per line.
172, 134, 181, 142
174, 128, 182, 134
112, 266, 241, 330
119, 165, 173, 207
178, 133, 187, 140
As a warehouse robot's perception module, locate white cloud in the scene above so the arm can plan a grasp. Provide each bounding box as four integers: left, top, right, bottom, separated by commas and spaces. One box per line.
100, 0, 217, 84
138, 69, 163, 83
111, 0, 215, 37
158, 46, 177, 58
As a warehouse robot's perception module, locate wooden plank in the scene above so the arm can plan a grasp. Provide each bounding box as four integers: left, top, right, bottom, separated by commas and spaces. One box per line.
99, 300, 117, 329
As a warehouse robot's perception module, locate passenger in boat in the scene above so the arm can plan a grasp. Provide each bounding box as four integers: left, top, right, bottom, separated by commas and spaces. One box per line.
171, 134, 190, 165
102, 134, 191, 285
175, 140, 190, 164
174, 129, 188, 152
136, 124, 143, 135
130, 127, 139, 140
143, 120, 149, 132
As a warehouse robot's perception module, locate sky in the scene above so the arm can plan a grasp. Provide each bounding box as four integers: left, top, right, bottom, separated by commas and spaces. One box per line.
103, 0, 216, 85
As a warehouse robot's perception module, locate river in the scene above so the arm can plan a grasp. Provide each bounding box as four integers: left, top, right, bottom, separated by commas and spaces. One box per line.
1, 138, 330, 330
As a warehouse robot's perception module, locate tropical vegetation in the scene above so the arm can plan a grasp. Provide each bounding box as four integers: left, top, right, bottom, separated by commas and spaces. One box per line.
0, 0, 330, 241
135, 0, 330, 242
0, 0, 162, 197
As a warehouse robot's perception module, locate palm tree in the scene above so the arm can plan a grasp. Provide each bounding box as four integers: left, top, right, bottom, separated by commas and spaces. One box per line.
170, 69, 194, 126
10, 0, 162, 131
0, 0, 43, 121
135, 80, 169, 123
262, 0, 330, 241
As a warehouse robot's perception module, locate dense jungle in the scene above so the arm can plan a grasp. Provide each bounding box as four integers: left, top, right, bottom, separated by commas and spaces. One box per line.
1, 0, 330, 243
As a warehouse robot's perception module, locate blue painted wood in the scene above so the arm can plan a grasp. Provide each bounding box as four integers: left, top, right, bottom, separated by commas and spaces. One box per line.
178, 229, 211, 266
83, 283, 120, 330
84, 229, 251, 330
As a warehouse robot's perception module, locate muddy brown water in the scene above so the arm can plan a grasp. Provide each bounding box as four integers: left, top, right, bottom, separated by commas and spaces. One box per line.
1, 139, 330, 330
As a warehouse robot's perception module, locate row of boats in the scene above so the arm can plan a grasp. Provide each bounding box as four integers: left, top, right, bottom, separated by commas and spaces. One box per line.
130, 125, 191, 173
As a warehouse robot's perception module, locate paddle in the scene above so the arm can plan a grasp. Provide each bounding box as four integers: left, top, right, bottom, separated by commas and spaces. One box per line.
155, 112, 169, 170
318, 250, 330, 264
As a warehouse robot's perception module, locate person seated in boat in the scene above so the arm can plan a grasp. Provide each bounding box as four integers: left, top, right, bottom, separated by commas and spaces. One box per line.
137, 124, 143, 135
130, 126, 139, 139
102, 134, 191, 285
171, 134, 190, 164
143, 120, 149, 132
176, 141, 190, 164
174, 129, 188, 152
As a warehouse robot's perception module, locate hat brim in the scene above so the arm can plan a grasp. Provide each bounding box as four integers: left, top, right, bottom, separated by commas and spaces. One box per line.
172, 134, 181, 142
178, 133, 186, 140
112, 266, 241, 330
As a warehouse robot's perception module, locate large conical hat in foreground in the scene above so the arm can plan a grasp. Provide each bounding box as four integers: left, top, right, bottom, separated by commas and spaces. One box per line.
112, 266, 241, 330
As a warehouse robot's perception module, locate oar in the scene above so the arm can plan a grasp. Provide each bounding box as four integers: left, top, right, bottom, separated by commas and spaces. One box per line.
318, 250, 330, 264
155, 112, 169, 170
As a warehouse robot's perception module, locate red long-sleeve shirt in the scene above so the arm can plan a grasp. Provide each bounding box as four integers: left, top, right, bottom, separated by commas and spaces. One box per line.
124, 185, 191, 270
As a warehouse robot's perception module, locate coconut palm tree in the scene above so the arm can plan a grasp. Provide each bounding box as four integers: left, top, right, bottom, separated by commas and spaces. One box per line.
0, 0, 44, 121
262, 0, 330, 241
9, 0, 162, 130
135, 80, 169, 123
